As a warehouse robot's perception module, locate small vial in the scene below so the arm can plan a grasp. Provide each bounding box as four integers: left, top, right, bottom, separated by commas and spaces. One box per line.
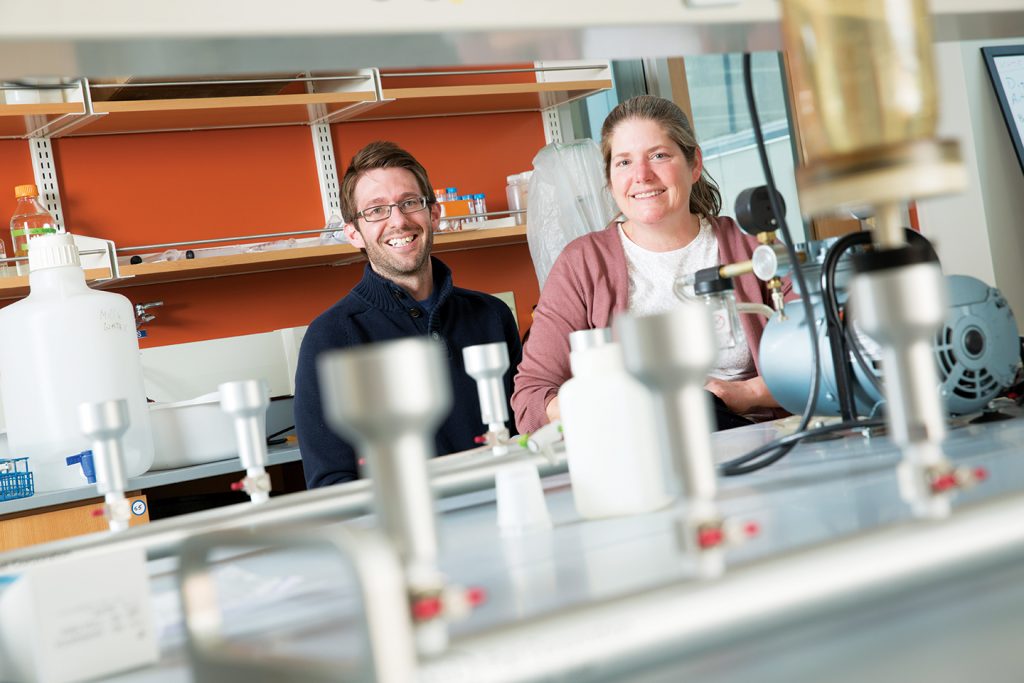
446, 187, 458, 202
473, 193, 487, 223
433, 189, 449, 233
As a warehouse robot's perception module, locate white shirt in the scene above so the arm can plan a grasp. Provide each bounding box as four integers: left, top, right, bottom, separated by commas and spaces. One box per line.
619, 218, 755, 382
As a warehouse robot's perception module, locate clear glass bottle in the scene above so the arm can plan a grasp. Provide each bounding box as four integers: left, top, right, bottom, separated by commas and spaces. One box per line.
10, 184, 57, 275
693, 277, 742, 351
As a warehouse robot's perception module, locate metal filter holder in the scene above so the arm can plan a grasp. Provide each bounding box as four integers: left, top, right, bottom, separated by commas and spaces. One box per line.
317, 337, 453, 653
79, 399, 132, 532
219, 379, 272, 504
616, 304, 726, 578
463, 341, 511, 452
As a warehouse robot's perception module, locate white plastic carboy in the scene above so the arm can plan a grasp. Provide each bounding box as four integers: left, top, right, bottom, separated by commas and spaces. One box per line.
0, 233, 154, 491
558, 328, 674, 519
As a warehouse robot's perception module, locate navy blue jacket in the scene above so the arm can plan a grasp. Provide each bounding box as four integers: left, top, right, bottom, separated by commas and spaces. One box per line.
294, 258, 522, 488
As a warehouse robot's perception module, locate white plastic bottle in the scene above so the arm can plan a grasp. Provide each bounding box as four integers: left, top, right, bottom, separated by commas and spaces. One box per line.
558, 328, 674, 519
0, 233, 155, 491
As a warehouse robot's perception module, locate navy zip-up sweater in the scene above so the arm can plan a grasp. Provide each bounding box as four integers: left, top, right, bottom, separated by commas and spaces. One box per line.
294, 257, 522, 488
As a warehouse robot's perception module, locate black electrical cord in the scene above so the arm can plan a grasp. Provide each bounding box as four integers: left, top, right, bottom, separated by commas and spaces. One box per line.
719, 53, 823, 476
845, 325, 885, 394
267, 424, 295, 439
822, 230, 873, 412
266, 424, 295, 446
824, 227, 939, 401
720, 418, 887, 476
822, 230, 885, 399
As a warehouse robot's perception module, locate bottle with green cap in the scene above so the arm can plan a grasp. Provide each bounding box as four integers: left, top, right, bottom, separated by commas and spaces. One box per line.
10, 184, 57, 275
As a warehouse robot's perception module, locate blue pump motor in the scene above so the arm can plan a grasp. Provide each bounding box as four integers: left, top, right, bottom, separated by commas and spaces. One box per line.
760, 274, 1020, 416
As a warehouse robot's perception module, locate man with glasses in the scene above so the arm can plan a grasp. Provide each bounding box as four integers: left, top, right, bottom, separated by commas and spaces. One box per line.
294, 141, 522, 488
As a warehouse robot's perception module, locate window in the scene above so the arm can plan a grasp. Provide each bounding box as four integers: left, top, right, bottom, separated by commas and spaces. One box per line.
684, 52, 807, 243
567, 54, 807, 243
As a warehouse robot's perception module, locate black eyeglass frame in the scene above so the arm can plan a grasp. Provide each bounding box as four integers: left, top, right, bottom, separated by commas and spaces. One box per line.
355, 196, 432, 223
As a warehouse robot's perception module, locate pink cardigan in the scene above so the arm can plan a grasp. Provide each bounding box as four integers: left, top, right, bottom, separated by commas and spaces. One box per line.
511, 216, 788, 434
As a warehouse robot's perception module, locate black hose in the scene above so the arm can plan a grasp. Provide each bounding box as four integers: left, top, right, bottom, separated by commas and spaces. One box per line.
822, 230, 884, 401
720, 418, 886, 476
825, 226, 938, 401
719, 54, 822, 476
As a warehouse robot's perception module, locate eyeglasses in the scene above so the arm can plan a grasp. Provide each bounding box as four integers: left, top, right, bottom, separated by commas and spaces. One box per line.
356, 196, 430, 222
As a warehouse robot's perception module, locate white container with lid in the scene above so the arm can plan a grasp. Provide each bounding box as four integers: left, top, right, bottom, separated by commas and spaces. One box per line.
558, 328, 674, 520
0, 233, 155, 491
505, 171, 532, 215
148, 392, 241, 470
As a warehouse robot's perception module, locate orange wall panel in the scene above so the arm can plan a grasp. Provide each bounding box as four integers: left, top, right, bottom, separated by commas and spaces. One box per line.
123, 263, 367, 348
52, 126, 325, 247
333, 112, 545, 214
1, 112, 548, 349
442, 243, 540, 333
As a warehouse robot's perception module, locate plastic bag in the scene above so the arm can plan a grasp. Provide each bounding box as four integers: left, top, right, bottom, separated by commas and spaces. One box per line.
526, 139, 618, 290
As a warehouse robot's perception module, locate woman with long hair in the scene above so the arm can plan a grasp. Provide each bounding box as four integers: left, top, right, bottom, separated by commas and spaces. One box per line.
512, 95, 786, 433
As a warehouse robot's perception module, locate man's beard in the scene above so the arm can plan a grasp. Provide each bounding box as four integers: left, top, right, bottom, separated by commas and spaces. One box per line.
365, 225, 433, 280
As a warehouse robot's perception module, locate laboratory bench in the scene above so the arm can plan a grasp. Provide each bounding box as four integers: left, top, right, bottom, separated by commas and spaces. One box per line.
84, 415, 1024, 682
0, 445, 304, 552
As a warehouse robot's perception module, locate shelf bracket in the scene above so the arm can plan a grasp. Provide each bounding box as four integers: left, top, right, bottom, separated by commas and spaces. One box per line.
89, 240, 127, 282
309, 69, 386, 126
42, 111, 108, 138
306, 78, 343, 226
541, 106, 563, 145
28, 137, 65, 231
28, 78, 108, 138
536, 61, 572, 145
309, 122, 342, 226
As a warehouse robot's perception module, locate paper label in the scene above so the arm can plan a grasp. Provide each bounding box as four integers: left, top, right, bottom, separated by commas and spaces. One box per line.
16, 547, 158, 683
